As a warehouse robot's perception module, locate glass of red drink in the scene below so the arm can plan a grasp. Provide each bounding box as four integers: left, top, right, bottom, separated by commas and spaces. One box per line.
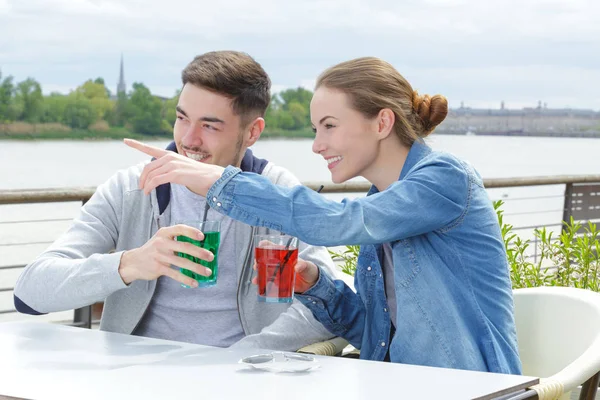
254, 234, 298, 303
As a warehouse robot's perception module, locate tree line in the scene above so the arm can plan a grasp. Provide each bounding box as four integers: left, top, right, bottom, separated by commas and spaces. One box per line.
0, 69, 314, 137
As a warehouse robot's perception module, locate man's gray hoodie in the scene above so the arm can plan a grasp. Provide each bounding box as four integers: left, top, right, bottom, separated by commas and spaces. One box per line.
14, 145, 335, 350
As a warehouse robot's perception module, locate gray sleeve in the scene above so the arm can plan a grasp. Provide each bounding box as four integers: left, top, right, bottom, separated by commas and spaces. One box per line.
230, 164, 338, 350
13, 171, 130, 314
230, 299, 335, 351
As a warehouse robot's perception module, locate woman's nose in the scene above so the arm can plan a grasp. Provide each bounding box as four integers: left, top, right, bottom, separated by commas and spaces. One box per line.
312, 132, 325, 154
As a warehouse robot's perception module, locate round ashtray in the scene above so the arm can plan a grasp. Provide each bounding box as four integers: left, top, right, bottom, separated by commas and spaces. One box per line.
239, 351, 320, 372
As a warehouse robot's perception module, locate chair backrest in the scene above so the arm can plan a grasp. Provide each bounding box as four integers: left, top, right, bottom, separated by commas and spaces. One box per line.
513, 287, 600, 393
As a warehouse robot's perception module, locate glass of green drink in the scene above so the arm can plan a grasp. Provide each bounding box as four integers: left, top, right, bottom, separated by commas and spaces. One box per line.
175, 220, 220, 288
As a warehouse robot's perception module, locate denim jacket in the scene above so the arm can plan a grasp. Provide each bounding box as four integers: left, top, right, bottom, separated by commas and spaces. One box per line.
207, 140, 522, 374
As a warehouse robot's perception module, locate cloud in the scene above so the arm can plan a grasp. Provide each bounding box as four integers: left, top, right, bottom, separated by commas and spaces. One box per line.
402, 64, 600, 109
0, 0, 9, 13
1, 0, 599, 109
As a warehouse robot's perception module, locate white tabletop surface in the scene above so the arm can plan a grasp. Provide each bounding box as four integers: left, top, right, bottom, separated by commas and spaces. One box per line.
0, 321, 538, 400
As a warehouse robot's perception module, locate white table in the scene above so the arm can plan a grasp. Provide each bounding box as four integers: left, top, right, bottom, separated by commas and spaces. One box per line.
0, 321, 538, 400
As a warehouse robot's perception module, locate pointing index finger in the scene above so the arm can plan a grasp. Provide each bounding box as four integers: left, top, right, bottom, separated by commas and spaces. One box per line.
124, 138, 169, 158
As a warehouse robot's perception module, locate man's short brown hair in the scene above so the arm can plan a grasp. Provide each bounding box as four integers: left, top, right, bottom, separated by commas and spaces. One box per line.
182, 51, 271, 126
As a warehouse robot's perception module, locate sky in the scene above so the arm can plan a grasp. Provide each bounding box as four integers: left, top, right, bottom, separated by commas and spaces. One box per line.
1, 0, 599, 110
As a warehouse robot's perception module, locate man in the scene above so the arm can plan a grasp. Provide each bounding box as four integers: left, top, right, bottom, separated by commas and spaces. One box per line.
13, 51, 336, 350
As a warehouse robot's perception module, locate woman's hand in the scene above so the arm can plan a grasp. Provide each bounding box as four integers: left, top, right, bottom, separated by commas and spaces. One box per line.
124, 138, 224, 197
251, 257, 320, 294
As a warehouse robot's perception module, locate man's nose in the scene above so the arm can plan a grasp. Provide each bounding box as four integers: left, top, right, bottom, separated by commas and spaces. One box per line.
182, 123, 203, 148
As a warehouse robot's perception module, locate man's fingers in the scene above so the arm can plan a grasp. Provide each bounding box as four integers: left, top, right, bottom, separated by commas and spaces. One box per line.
170, 240, 214, 262
124, 138, 169, 158
160, 224, 205, 241
161, 265, 199, 288
161, 254, 212, 277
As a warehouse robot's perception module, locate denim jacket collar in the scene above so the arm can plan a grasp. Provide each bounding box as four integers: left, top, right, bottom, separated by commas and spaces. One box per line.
367, 139, 432, 197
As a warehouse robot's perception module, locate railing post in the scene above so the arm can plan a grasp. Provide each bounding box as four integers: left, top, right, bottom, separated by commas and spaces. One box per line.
578, 371, 600, 400
73, 306, 92, 329
72, 197, 93, 329
562, 183, 574, 232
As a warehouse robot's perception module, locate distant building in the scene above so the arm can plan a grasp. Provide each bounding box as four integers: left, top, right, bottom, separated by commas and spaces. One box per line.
111, 55, 170, 102
116, 54, 126, 96
442, 101, 600, 136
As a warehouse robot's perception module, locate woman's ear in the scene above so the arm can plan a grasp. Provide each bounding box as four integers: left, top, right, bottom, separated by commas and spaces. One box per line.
377, 108, 395, 140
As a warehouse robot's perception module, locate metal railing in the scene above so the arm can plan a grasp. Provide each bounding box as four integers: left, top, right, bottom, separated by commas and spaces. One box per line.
0, 193, 94, 328
2, 174, 600, 328
2, 174, 600, 203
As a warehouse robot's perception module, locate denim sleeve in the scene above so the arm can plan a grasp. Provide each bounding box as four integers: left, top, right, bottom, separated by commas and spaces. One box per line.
207, 157, 469, 246
295, 266, 365, 349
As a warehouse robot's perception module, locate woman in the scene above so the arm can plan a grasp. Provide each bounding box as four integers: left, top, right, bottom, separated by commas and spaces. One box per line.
126, 57, 522, 374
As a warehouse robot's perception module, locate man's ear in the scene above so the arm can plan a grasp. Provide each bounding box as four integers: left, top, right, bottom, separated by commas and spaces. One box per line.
245, 117, 265, 147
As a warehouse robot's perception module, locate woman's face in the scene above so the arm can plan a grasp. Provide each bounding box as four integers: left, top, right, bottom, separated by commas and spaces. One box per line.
310, 87, 380, 183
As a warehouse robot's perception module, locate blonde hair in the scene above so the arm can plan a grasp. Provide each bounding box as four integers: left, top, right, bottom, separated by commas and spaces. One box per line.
315, 57, 448, 146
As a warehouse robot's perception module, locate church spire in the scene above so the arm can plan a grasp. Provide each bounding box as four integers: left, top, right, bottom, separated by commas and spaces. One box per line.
117, 54, 126, 95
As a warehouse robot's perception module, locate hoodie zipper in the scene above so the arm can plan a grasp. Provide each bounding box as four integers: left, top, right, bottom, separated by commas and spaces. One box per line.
237, 225, 256, 335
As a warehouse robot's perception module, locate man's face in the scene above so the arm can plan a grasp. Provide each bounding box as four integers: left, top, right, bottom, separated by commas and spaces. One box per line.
173, 83, 246, 168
